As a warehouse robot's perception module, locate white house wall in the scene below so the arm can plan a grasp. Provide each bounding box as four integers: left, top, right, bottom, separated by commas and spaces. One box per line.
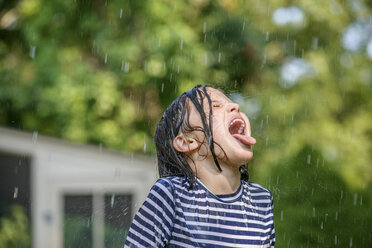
0, 127, 157, 248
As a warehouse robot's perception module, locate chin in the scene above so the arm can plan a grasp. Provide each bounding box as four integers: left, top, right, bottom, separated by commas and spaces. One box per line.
229, 150, 253, 166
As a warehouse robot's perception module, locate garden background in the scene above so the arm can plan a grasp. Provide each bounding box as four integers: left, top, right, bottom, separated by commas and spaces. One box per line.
1, 0, 372, 247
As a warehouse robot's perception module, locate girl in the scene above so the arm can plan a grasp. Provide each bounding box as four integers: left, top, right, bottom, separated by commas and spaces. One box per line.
124, 85, 275, 247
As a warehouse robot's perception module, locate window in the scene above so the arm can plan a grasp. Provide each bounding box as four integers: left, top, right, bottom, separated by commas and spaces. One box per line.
0, 152, 31, 247
63, 193, 132, 248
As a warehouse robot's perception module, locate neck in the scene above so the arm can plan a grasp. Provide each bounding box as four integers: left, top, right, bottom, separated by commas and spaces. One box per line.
191, 158, 241, 195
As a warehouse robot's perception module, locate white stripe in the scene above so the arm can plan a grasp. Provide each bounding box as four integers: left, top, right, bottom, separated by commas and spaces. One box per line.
126, 227, 155, 247
172, 231, 270, 248
242, 196, 272, 205
156, 182, 175, 208
178, 211, 273, 226
173, 223, 271, 240
168, 239, 195, 248
132, 218, 162, 245
176, 194, 272, 211
150, 188, 175, 217
172, 218, 273, 233
174, 183, 271, 203
141, 203, 172, 230
173, 184, 205, 194
124, 235, 143, 248
136, 211, 170, 237
175, 202, 273, 218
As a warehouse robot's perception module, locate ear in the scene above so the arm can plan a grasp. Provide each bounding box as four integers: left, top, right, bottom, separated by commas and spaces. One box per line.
173, 135, 199, 153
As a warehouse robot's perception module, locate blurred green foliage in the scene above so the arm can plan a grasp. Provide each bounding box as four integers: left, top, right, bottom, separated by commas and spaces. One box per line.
1, 0, 372, 246
0, 205, 31, 248
64, 215, 92, 248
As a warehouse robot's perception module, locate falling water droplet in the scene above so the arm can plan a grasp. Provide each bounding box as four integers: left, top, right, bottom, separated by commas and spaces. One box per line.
218, 53, 221, 63
30, 45, 36, 59
144, 142, 147, 153
180, 39, 183, 50
334, 235, 338, 245
104, 53, 108, 64
32, 131, 38, 143
120, 8, 123, 18
312, 37, 318, 50
111, 194, 115, 208
204, 53, 208, 65
13, 187, 18, 198
124, 62, 129, 73
265, 136, 269, 146
320, 221, 323, 229
349, 237, 353, 247
313, 208, 316, 217
266, 32, 270, 41
307, 154, 311, 165
261, 54, 266, 68
161, 83, 164, 92
203, 22, 207, 33
353, 193, 357, 206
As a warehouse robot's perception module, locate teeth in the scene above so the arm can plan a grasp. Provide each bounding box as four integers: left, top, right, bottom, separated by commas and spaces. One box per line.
230, 118, 245, 127
238, 126, 244, 134
229, 118, 245, 135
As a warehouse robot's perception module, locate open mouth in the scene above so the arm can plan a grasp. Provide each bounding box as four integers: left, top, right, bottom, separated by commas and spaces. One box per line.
228, 117, 256, 146
229, 118, 246, 135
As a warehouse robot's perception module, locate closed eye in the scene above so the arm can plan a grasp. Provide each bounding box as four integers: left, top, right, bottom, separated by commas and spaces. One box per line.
212, 101, 222, 108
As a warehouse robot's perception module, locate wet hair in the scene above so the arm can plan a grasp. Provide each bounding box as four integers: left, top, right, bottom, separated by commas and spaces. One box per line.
154, 85, 249, 187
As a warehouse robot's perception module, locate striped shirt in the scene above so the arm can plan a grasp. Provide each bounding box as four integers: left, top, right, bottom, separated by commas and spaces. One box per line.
124, 176, 275, 247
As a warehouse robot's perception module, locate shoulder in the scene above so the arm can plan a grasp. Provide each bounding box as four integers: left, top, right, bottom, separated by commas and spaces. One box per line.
152, 176, 185, 195
244, 181, 273, 198
154, 176, 184, 187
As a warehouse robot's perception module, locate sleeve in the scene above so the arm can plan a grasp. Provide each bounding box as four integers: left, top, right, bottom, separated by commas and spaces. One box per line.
269, 193, 275, 247
124, 178, 175, 248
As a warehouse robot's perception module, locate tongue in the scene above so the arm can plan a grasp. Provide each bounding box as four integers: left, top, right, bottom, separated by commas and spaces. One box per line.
232, 134, 256, 145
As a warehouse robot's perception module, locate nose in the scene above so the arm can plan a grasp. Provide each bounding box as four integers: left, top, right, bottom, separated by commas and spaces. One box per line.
227, 102, 240, 113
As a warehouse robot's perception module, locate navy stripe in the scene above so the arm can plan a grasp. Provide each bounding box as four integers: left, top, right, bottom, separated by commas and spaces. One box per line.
173, 223, 272, 237
175, 202, 272, 216
126, 226, 153, 247
174, 216, 273, 230
171, 226, 271, 245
